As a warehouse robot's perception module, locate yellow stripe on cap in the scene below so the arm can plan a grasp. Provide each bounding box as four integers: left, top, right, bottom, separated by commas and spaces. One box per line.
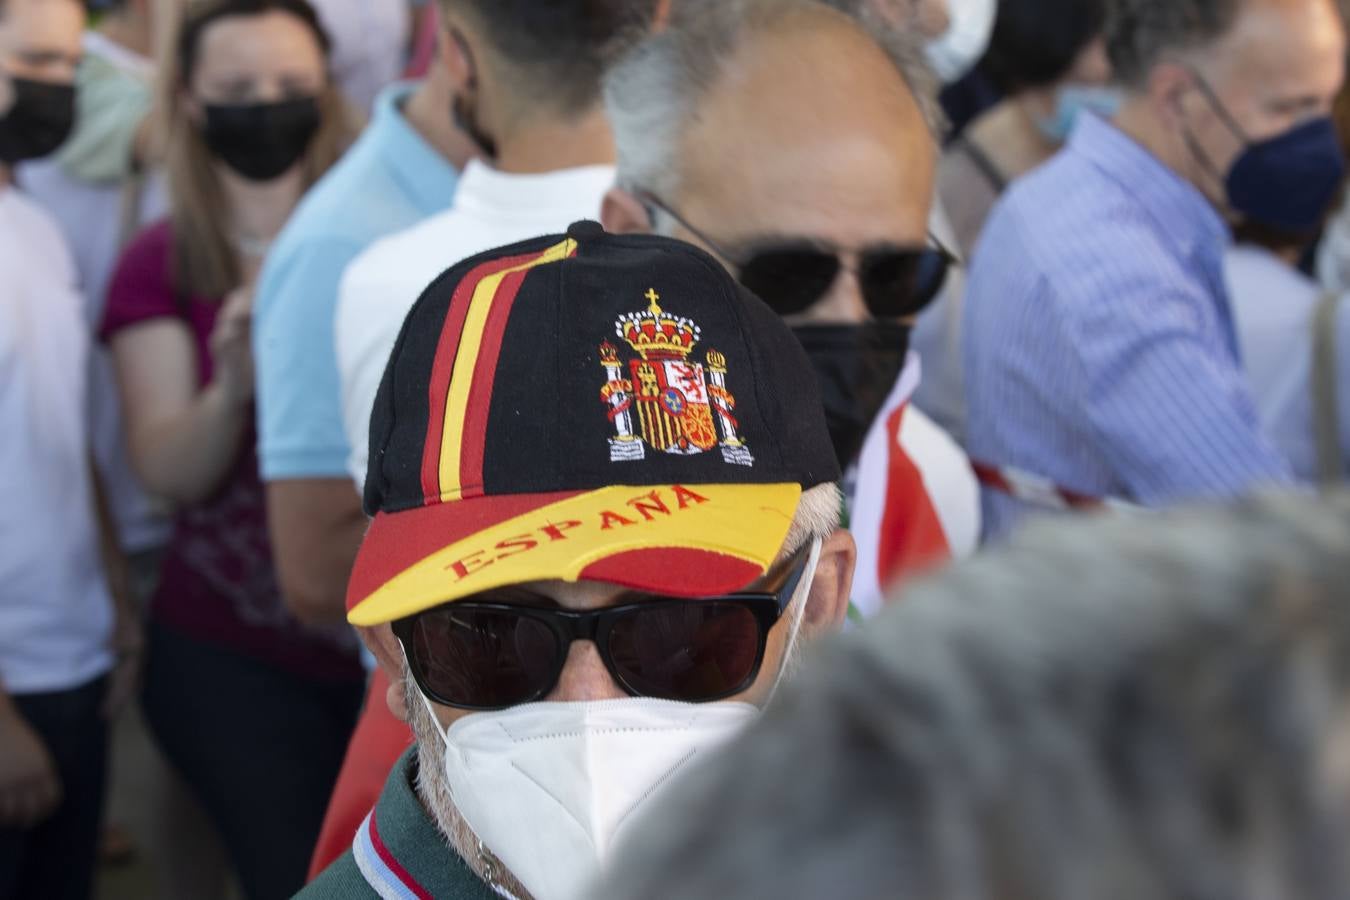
438, 237, 576, 501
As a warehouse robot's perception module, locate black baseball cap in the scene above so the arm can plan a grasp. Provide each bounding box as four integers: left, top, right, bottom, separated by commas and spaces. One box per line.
347, 221, 839, 626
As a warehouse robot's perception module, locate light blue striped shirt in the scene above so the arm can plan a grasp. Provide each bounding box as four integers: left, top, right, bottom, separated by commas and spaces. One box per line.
962, 114, 1295, 540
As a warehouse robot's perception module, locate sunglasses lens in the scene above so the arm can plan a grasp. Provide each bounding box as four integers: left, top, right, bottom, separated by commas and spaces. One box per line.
739, 250, 840, 316
607, 601, 766, 702
862, 249, 950, 317
408, 606, 559, 709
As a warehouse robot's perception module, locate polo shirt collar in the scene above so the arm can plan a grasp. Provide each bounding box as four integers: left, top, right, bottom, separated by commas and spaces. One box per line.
371, 82, 461, 212
352, 749, 497, 899
1069, 113, 1230, 261
452, 159, 616, 220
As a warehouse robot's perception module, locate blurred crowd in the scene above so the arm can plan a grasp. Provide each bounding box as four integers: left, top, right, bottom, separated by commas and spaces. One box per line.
1, 0, 1348, 898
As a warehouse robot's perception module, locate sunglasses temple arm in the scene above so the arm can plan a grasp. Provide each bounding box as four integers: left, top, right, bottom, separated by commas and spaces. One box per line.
636, 190, 747, 268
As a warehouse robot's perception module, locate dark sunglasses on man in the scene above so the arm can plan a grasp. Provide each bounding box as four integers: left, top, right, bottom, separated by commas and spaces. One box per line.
639, 191, 955, 319
394, 541, 817, 711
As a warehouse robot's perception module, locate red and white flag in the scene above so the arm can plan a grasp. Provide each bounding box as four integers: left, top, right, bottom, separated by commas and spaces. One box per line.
848, 354, 981, 618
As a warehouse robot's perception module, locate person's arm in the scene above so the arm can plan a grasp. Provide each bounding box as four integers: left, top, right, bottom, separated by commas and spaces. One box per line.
1075, 280, 1297, 502
109, 287, 254, 506
266, 481, 368, 624
255, 238, 370, 624
0, 685, 61, 829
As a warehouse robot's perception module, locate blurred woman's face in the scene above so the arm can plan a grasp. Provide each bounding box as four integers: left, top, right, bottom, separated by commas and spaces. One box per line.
188, 10, 324, 107
184, 10, 328, 183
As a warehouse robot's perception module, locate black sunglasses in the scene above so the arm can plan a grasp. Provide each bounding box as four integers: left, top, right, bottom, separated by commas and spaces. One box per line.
394, 547, 814, 711
640, 192, 955, 319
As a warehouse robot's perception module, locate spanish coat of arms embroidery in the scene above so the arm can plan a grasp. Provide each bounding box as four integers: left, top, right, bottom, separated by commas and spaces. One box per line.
599, 289, 754, 466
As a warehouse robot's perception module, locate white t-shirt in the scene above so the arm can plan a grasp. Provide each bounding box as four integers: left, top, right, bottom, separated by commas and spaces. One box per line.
0, 187, 114, 695
336, 160, 616, 489
19, 31, 171, 555
1226, 244, 1347, 481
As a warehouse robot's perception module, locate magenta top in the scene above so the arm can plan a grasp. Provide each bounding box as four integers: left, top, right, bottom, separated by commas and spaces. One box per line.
102, 221, 361, 682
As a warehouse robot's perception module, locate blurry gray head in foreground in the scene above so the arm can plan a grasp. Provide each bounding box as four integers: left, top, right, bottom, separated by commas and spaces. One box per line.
597, 491, 1350, 900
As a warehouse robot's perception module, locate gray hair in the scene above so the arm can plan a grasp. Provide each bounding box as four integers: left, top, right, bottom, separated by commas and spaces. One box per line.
1105, 0, 1244, 87
784, 481, 843, 556
602, 0, 942, 203
596, 490, 1350, 900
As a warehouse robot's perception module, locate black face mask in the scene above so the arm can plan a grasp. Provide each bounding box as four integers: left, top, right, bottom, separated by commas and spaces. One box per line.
0, 78, 76, 165
792, 321, 911, 469
202, 97, 321, 182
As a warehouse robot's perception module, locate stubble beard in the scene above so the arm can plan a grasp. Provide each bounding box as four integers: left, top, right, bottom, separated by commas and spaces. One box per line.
403, 674, 535, 900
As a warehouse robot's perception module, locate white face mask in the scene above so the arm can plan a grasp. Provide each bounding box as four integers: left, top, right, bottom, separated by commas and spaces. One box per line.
429, 698, 758, 900
925, 0, 996, 84
417, 538, 822, 900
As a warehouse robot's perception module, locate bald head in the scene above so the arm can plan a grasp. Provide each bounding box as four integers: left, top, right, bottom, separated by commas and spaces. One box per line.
606, 0, 936, 197
684, 10, 934, 253
603, 0, 939, 322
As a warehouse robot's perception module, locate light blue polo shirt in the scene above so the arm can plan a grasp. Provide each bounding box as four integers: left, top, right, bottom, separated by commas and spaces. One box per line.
255, 82, 460, 480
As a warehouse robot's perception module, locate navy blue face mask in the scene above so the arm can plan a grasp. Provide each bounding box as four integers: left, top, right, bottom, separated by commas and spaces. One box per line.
1186, 73, 1345, 232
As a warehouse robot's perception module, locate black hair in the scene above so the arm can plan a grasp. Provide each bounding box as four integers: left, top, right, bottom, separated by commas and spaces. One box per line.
447, 0, 663, 114
176, 0, 331, 87
979, 0, 1109, 95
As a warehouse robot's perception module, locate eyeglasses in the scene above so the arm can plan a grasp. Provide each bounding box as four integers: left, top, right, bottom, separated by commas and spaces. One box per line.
639, 192, 955, 319
394, 547, 814, 711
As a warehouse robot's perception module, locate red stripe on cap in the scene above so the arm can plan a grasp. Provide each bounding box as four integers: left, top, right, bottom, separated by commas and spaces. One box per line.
419, 250, 544, 503
458, 242, 577, 499
580, 548, 764, 598
368, 811, 433, 900
458, 267, 531, 499
346, 490, 586, 613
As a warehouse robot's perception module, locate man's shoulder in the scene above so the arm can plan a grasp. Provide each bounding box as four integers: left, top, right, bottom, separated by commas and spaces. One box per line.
345, 207, 470, 288
337, 208, 474, 335
973, 157, 1189, 319
990, 150, 1140, 249
274, 120, 448, 253
4, 189, 70, 250
295, 851, 377, 899
1, 190, 77, 286
272, 146, 398, 252
257, 137, 419, 315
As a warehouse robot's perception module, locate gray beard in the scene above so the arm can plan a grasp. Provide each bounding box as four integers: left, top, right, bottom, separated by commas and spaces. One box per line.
403, 673, 535, 900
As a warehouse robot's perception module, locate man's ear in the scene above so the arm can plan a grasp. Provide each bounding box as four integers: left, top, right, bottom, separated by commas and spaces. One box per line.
358, 625, 411, 723
1148, 60, 1194, 130
801, 529, 857, 637
436, 23, 475, 95
602, 186, 654, 235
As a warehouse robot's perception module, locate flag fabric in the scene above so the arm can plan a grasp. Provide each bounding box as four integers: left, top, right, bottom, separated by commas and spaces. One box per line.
849, 355, 981, 618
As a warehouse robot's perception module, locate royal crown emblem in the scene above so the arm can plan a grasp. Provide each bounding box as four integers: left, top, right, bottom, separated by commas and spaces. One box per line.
599, 289, 754, 466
